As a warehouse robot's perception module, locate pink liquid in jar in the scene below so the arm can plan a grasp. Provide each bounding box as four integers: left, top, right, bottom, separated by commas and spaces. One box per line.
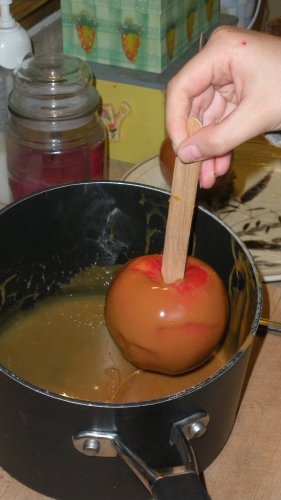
7, 140, 106, 201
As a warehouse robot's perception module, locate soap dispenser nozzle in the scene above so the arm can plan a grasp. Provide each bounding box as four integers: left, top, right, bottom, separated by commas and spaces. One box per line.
0, 0, 16, 29
0, 0, 32, 69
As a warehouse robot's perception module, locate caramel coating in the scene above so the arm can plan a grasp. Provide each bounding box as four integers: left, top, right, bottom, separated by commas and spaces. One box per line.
105, 255, 229, 375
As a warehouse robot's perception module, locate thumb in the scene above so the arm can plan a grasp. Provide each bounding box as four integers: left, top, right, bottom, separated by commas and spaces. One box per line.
177, 105, 264, 162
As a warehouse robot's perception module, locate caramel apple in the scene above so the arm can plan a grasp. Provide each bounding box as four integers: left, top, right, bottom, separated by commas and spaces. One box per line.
105, 254, 229, 375
105, 118, 228, 375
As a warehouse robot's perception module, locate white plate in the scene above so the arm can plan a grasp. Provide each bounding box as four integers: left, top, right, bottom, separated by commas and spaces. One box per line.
123, 155, 281, 282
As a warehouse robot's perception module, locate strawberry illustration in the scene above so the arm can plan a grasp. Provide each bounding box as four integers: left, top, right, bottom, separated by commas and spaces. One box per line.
205, 0, 214, 22
186, 10, 195, 41
120, 19, 142, 63
75, 11, 97, 53
187, 1, 197, 41
166, 23, 176, 59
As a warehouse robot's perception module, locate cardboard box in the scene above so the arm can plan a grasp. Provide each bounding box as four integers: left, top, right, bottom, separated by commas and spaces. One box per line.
61, 0, 219, 73
61, 0, 220, 163
92, 45, 197, 164
97, 76, 166, 164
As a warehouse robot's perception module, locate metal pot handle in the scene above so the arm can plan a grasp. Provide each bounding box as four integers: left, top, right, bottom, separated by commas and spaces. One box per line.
73, 411, 210, 499
151, 473, 209, 499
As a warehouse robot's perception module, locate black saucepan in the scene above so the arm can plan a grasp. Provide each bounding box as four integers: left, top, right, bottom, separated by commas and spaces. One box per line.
0, 182, 262, 499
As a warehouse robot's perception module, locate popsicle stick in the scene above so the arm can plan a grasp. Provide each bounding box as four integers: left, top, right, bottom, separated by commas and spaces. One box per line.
161, 117, 202, 283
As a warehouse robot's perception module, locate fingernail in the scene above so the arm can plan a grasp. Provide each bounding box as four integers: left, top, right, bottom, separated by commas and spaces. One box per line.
179, 144, 202, 163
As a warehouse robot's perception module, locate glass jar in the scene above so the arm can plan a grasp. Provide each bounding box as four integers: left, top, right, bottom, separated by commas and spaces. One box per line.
5, 54, 107, 200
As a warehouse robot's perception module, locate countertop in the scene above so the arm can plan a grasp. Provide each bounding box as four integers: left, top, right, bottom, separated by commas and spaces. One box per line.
0, 138, 281, 499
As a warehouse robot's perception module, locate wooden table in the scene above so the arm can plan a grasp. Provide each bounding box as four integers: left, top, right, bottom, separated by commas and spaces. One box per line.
0, 140, 281, 499
11, 0, 60, 30
205, 284, 281, 500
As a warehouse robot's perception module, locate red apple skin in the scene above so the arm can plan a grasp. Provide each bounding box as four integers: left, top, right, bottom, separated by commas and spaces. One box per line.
105, 254, 229, 375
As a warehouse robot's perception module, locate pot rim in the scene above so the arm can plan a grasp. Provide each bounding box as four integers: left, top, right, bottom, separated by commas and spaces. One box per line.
0, 181, 263, 409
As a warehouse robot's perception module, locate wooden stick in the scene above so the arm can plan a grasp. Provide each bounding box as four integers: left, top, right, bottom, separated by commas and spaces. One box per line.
161, 117, 202, 283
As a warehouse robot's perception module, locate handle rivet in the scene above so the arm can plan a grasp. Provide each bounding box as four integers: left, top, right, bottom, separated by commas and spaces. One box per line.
82, 438, 101, 456
188, 421, 206, 439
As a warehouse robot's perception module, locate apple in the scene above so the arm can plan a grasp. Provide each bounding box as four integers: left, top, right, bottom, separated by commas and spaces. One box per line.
159, 137, 175, 185
105, 254, 229, 375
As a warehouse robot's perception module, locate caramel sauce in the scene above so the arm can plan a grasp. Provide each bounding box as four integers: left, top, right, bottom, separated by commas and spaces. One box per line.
0, 266, 233, 403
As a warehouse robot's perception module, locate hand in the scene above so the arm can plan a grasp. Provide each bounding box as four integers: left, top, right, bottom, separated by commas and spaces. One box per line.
166, 27, 281, 188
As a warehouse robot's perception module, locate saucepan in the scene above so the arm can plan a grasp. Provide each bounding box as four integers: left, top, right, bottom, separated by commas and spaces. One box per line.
0, 181, 262, 499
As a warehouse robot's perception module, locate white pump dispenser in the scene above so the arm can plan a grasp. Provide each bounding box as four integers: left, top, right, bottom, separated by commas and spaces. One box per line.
0, 0, 32, 69
0, 0, 32, 204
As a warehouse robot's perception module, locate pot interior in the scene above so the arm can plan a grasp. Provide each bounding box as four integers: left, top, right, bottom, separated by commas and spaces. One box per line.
0, 181, 262, 404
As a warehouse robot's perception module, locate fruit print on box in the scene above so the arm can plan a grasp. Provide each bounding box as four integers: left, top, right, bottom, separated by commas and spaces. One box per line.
75, 11, 97, 53
61, 0, 219, 74
186, 0, 198, 41
120, 19, 143, 63
205, 0, 214, 22
166, 22, 176, 59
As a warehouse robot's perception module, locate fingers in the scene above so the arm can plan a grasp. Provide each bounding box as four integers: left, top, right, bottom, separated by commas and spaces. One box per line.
199, 153, 232, 189
177, 99, 264, 163
214, 154, 232, 177
165, 80, 191, 149
166, 52, 215, 149
200, 159, 216, 188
